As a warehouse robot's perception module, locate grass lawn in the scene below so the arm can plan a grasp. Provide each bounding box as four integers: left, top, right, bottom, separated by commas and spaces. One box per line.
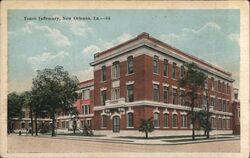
162, 136, 234, 142
116, 135, 206, 140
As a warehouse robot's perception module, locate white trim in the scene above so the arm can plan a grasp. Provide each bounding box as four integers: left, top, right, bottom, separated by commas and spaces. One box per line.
110, 112, 121, 119
162, 83, 169, 87
163, 108, 169, 114
172, 85, 178, 89
100, 87, 107, 91
153, 107, 160, 114
126, 107, 134, 114
180, 87, 185, 91
126, 81, 134, 85
152, 81, 160, 85
180, 111, 187, 115
172, 110, 178, 115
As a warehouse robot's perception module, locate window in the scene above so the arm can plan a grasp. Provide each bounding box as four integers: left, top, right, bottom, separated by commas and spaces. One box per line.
222, 100, 226, 112
153, 84, 159, 101
82, 105, 90, 115
82, 89, 90, 100
172, 88, 177, 105
163, 113, 169, 127
127, 113, 134, 127
127, 56, 134, 74
163, 59, 168, 76
112, 61, 120, 79
153, 55, 159, 74
227, 83, 230, 94
153, 113, 159, 127
181, 115, 187, 128
211, 98, 215, 107
101, 66, 106, 81
163, 86, 169, 103
204, 78, 208, 89
179, 90, 185, 105
180, 65, 185, 78
127, 84, 134, 102
218, 80, 221, 92
101, 115, 107, 128
203, 95, 207, 105
21, 122, 25, 128
172, 114, 177, 128
222, 82, 225, 93
62, 122, 65, 128
100, 90, 106, 106
211, 78, 215, 90
111, 88, 120, 100
172, 63, 177, 79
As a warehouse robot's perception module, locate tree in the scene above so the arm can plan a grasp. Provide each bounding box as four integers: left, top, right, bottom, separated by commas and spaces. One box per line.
31, 66, 79, 136
179, 62, 207, 140
21, 91, 34, 135
7, 92, 24, 133
68, 106, 79, 134
138, 118, 154, 139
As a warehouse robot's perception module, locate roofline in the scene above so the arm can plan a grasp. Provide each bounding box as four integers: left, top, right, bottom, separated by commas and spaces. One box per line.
92, 32, 232, 77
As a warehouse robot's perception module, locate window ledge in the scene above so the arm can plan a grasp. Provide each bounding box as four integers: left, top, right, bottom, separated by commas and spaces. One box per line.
101, 127, 107, 129
172, 127, 178, 129
172, 78, 177, 81
100, 80, 107, 83
126, 127, 134, 129
154, 127, 160, 129
163, 127, 169, 129
180, 127, 188, 129
153, 73, 160, 76
163, 76, 168, 79
126, 73, 135, 76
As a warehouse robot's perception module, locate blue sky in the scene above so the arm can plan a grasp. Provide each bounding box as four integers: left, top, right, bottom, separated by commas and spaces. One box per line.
8, 10, 240, 92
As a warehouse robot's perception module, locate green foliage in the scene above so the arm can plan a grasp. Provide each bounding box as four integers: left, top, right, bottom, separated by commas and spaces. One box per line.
7, 92, 24, 119
139, 118, 154, 138
197, 110, 212, 132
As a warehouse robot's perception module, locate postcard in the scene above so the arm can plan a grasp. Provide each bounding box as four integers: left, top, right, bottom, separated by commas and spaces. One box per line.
0, 1, 249, 158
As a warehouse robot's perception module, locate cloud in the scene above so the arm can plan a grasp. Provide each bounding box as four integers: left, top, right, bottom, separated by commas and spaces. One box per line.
11, 21, 71, 47
82, 45, 101, 55
27, 51, 69, 71
73, 67, 93, 81
228, 33, 240, 45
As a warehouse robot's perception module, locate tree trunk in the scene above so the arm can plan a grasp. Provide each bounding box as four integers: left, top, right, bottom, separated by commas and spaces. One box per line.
35, 114, 38, 136
30, 106, 34, 136
207, 131, 210, 139
191, 106, 195, 140
51, 112, 56, 137
145, 132, 148, 139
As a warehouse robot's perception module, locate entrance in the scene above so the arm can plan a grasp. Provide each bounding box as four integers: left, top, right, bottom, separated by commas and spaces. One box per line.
112, 116, 120, 133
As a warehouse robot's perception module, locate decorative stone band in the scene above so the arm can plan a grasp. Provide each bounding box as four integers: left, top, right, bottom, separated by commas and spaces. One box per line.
93, 100, 233, 116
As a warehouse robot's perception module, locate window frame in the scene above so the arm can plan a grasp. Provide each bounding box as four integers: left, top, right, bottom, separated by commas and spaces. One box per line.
127, 84, 134, 102
127, 56, 134, 74
153, 55, 159, 74
153, 112, 160, 127
153, 84, 160, 101
127, 113, 134, 128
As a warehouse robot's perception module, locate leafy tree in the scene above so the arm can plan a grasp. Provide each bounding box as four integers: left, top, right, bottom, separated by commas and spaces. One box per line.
138, 118, 154, 139
68, 106, 79, 134
31, 66, 79, 136
179, 62, 207, 140
7, 92, 24, 133
21, 91, 34, 135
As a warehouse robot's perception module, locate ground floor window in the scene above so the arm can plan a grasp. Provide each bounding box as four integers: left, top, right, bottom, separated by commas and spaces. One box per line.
21, 122, 25, 128
62, 121, 65, 128
172, 114, 177, 128
153, 113, 159, 127
181, 115, 187, 128
101, 115, 107, 128
127, 113, 134, 127
163, 113, 169, 127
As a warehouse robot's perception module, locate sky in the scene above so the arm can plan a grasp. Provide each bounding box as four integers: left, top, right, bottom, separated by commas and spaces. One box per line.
8, 10, 240, 93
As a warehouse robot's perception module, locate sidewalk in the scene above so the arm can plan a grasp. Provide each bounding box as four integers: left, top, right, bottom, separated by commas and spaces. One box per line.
29, 133, 240, 145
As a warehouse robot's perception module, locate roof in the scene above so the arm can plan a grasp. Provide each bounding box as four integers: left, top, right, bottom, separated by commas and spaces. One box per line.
78, 79, 94, 89
92, 32, 232, 77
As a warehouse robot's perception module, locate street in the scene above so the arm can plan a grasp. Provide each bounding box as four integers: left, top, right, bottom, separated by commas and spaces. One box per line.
8, 135, 240, 153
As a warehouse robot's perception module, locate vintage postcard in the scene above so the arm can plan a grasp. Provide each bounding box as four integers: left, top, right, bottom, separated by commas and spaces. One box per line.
0, 1, 249, 158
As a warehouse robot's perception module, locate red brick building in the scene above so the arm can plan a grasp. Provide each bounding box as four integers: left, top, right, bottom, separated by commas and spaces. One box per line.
88, 32, 235, 136
232, 88, 240, 134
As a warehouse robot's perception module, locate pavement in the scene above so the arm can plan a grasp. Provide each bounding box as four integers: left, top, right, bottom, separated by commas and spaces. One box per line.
13, 133, 240, 145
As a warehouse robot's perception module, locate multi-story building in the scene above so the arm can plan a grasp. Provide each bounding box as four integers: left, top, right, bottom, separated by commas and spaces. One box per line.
89, 32, 235, 136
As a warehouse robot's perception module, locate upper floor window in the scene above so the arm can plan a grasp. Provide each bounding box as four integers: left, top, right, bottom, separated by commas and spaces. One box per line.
101, 66, 106, 81
222, 82, 225, 93
172, 88, 177, 105
112, 61, 120, 79
100, 90, 107, 106
82, 105, 90, 115
153, 84, 159, 101
163, 59, 168, 77
179, 90, 185, 105
127, 56, 134, 74
226, 83, 230, 94
204, 78, 208, 89
163, 86, 169, 103
127, 113, 134, 127
172, 62, 177, 79
153, 112, 159, 127
218, 80, 221, 92
180, 65, 185, 78
127, 84, 134, 102
211, 97, 215, 107
153, 55, 159, 74
82, 89, 90, 100
211, 78, 215, 91
111, 88, 120, 100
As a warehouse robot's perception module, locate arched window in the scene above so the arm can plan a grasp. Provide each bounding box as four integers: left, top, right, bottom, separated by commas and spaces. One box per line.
101, 115, 107, 128
127, 113, 134, 127
172, 114, 177, 128
127, 56, 134, 74
163, 113, 169, 127
153, 55, 159, 74
153, 113, 159, 127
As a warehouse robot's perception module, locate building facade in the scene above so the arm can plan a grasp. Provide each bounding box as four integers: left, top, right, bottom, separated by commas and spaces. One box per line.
89, 32, 235, 136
